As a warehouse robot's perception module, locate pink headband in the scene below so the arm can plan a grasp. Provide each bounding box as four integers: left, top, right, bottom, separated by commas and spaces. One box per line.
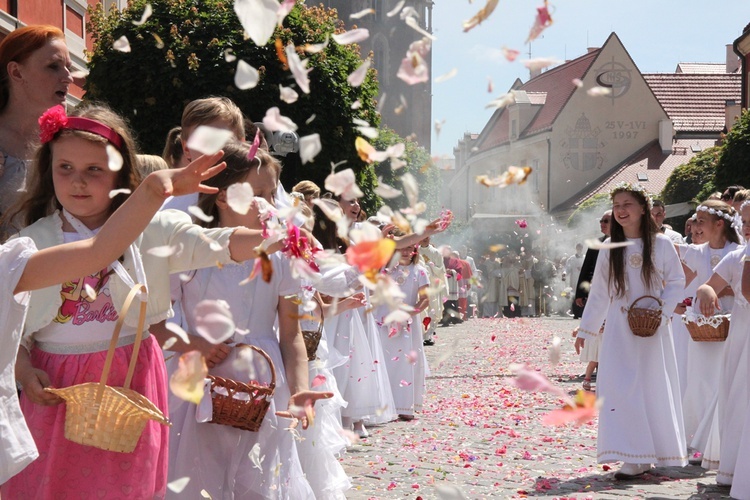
39, 105, 124, 149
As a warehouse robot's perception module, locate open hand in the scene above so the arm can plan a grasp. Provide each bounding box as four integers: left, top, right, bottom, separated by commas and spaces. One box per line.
275, 390, 334, 430
150, 151, 227, 198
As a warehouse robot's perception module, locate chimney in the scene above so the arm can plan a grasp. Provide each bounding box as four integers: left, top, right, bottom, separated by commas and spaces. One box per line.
659, 120, 673, 154
727, 44, 741, 73
529, 67, 542, 80
587, 47, 599, 54
726, 100, 741, 131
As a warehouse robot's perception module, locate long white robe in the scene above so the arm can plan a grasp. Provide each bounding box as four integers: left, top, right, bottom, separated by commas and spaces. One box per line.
577, 234, 687, 466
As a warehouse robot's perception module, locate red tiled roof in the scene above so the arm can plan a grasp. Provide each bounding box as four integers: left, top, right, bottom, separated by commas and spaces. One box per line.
566, 138, 720, 210
643, 73, 741, 132
675, 63, 728, 74
474, 50, 600, 153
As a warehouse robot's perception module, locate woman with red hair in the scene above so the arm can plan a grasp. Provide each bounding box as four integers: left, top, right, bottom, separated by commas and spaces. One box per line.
0, 25, 72, 239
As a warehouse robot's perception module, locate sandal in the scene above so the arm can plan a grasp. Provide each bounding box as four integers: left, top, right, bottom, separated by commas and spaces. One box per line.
582, 378, 592, 391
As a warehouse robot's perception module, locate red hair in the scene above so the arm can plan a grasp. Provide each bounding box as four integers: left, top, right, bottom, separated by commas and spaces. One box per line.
0, 25, 65, 111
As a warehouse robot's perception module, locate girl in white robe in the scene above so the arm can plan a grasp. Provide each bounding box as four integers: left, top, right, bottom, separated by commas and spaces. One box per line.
695, 201, 750, 490
678, 201, 738, 463
575, 183, 687, 479
376, 244, 430, 420
165, 144, 329, 499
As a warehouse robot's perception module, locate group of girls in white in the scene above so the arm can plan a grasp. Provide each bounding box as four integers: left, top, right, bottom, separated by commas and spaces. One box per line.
0, 86, 443, 497
575, 181, 750, 499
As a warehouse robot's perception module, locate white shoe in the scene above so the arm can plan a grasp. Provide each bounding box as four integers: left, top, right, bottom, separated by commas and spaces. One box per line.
353, 421, 369, 439
614, 463, 651, 479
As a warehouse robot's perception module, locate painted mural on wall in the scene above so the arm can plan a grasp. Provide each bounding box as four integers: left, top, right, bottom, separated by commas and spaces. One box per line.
560, 113, 606, 171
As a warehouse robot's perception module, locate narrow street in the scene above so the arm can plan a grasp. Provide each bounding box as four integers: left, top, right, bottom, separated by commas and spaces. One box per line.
342, 317, 731, 499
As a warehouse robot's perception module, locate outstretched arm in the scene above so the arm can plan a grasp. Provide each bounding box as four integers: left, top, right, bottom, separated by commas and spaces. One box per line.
15, 152, 226, 294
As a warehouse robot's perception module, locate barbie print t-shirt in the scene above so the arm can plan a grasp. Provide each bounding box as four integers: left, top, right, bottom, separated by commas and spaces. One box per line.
33, 232, 136, 346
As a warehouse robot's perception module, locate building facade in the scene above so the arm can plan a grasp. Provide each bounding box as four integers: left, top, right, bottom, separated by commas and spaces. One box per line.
321, 0, 433, 151
447, 32, 740, 232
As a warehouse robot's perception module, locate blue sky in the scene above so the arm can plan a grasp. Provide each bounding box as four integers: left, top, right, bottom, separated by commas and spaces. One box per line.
430, 0, 750, 156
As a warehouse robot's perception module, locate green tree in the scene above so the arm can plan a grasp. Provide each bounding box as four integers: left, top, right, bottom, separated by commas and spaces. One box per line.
371, 127, 439, 218
567, 193, 610, 228
715, 109, 750, 193
86, 0, 382, 212
661, 146, 720, 204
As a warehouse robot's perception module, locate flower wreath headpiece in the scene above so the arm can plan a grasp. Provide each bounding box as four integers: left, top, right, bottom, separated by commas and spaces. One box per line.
609, 181, 653, 209
38, 105, 124, 149
696, 205, 735, 224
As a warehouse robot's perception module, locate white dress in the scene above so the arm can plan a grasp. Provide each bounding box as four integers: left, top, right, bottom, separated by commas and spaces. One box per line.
577, 235, 687, 466
296, 284, 351, 499
376, 264, 430, 417
680, 242, 736, 452
167, 254, 314, 499
0, 238, 38, 484
700, 247, 750, 488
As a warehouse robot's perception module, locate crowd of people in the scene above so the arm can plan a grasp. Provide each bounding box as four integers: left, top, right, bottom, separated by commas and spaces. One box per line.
0, 26, 452, 498
4, 23, 750, 500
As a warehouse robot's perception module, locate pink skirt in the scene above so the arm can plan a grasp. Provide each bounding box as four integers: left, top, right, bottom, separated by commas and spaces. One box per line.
2, 335, 169, 499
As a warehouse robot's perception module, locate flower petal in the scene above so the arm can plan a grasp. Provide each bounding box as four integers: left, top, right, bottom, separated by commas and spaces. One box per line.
186, 125, 234, 155
347, 58, 371, 87
113, 35, 131, 53
169, 351, 207, 404
299, 134, 322, 164
262, 106, 298, 132
333, 28, 369, 45
233, 0, 279, 47
193, 299, 235, 344
106, 144, 123, 172
279, 85, 299, 104
132, 4, 153, 26
235, 60, 260, 90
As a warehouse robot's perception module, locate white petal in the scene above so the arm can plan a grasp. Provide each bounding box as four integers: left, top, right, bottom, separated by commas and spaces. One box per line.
84, 283, 97, 301
387, 0, 405, 17
165, 321, 191, 345
286, 43, 311, 94
584, 239, 635, 250
299, 134, 322, 164
332, 28, 369, 45
374, 178, 402, 199
249, 443, 265, 471
347, 58, 371, 87
108, 188, 131, 199
198, 232, 224, 252
386, 142, 405, 158
434, 68, 457, 83
186, 125, 234, 155
350, 8, 375, 19
384, 309, 411, 324
132, 4, 152, 26
147, 243, 184, 258
233, 0, 279, 47
224, 48, 237, 62
587, 86, 612, 96
235, 60, 260, 90
106, 144, 123, 171
404, 15, 436, 40
522, 57, 562, 72
194, 299, 235, 344
401, 172, 419, 207
279, 85, 299, 104
188, 205, 215, 223
262, 106, 298, 132
113, 36, 131, 53
306, 114, 316, 124
167, 477, 190, 494
226, 182, 255, 215
351, 100, 362, 109
325, 169, 363, 200
357, 126, 379, 139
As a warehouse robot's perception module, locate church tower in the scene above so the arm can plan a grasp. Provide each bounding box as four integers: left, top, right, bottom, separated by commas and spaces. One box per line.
321, 0, 434, 152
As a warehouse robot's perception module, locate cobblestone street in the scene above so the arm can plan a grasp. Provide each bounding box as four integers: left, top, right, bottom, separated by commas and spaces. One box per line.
342, 317, 732, 499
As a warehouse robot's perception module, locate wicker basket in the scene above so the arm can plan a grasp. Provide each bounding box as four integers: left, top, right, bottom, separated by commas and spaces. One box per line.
684, 315, 730, 342
46, 285, 171, 453
301, 295, 324, 361
625, 295, 663, 338
207, 345, 275, 432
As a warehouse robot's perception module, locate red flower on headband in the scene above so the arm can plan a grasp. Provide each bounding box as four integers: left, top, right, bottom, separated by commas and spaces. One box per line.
38, 105, 68, 144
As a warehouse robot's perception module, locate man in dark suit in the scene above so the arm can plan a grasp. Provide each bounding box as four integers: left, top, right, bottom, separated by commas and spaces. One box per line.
572, 210, 611, 319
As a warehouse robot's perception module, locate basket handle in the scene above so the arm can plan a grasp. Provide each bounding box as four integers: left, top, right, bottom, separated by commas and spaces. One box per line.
97, 284, 148, 403
630, 295, 663, 309
236, 344, 277, 391
311, 294, 324, 335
